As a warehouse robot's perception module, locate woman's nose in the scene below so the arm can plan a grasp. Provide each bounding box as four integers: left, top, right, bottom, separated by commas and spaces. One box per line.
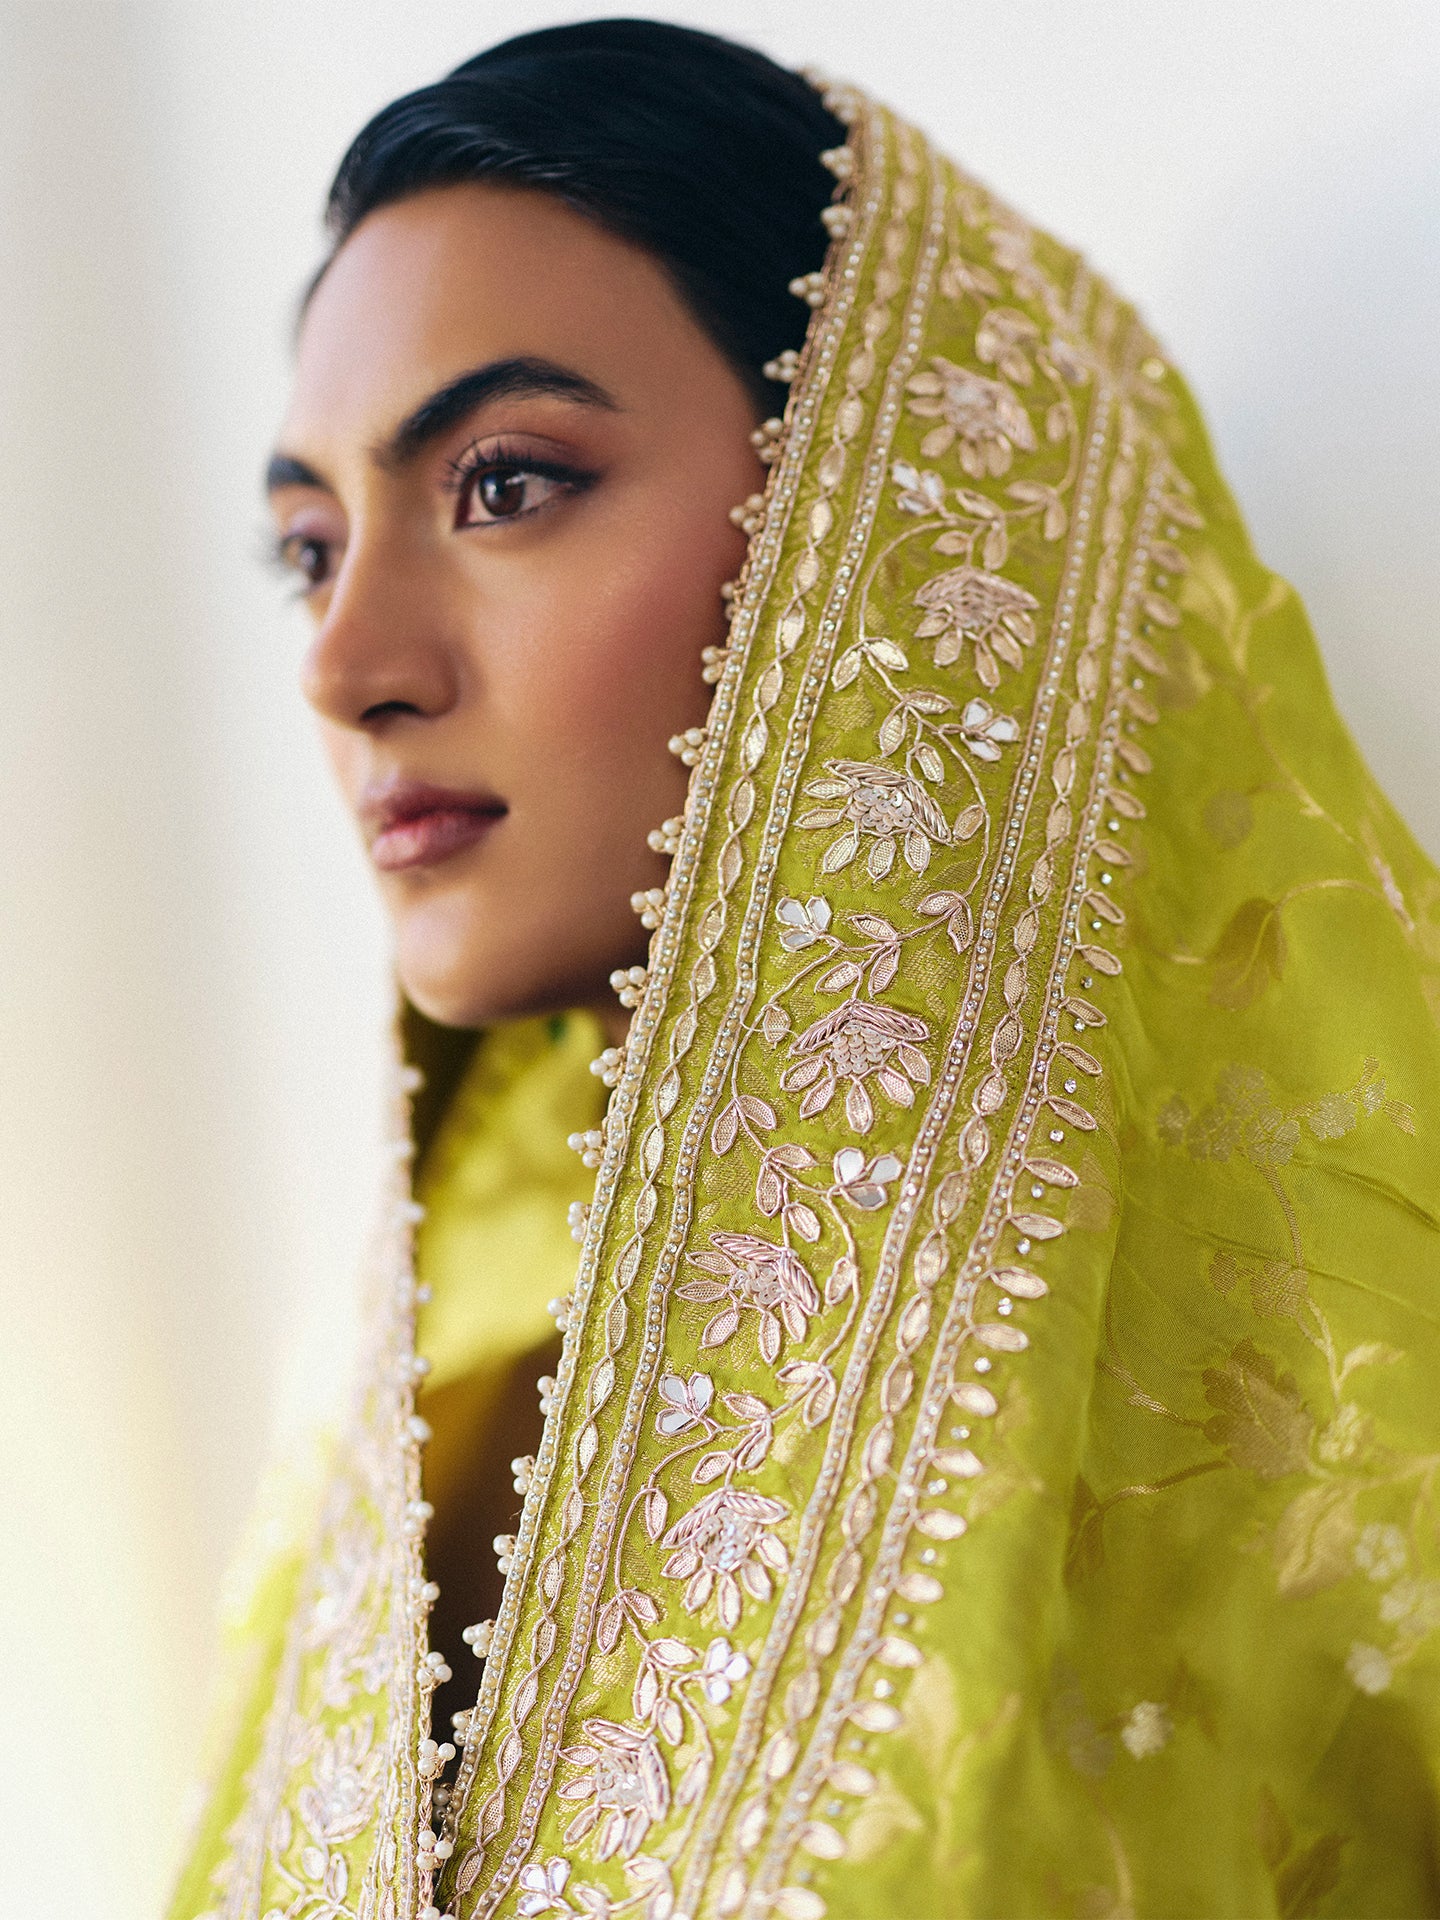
300, 532, 461, 729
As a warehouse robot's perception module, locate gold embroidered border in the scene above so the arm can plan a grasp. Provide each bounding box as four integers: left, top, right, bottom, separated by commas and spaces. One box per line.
671, 130, 947, 1911
442, 103, 893, 1916
726, 346, 1129, 1920
749, 378, 1184, 1919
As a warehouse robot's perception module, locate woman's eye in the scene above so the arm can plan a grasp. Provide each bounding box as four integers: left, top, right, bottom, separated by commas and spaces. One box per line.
459, 464, 567, 526
277, 534, 334, 590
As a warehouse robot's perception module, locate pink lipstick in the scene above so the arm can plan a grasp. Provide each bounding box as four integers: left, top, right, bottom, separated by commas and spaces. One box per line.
362, 779, 507, 873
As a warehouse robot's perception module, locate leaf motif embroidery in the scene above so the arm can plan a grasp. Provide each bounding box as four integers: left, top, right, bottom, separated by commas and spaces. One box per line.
1201, 1340, 1312, 1479
1064, 1476, 1106, 1585
1272, 1483, 1357, 1599
1209, 897, 1287, 1010
1255, 1784, 1349, 1920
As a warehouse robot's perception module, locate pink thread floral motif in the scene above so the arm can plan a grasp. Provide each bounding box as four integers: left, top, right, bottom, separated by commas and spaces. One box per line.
905, 357, 1037, 476
913, 565, 1039, 686
557, 1721, 671, 1860
540, 1623, 767, 1912
829, 1145, 904, 1210
234, 1718, 386, 1919
775, 895, 833, 950
799, 758, 954, 881
680, 1233, 821, 1359
705, 227, 1193, 1919
699, 1637, 751, 1705
297, 1719, 385, 1850
661, 1489, 792, 1629
655, 1370, 714, 1436
783, 1001, 931, 1132
516, 1853, 680, 1919
517, 1856, 580, 1916
302, 1520, 395, 1712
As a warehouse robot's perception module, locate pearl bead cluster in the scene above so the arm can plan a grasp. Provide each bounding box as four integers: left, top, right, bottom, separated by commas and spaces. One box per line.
630, 885, 669, 931
647, 813, 686, 856
609, 965, 649, 1010
749, 416, 788, 466
566, 1126, 606, 1170
589, 1046, 624, 1088
668, 725, 709, 766
763, 347, 802, 386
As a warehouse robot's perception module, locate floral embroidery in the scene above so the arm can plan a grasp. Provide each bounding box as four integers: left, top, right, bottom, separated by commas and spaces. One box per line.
661, 1489, 791, 1628
699, 1638, 751, 1705
1379, 1577, 1440, 1636
905, 355, 1037, 474
1354, 1522, 1407, 1583
518, 190, 1179, 1914
775, 895, 833, 950
830, 1145, 903, 1211
1119, 1700, 1171, 1760
799, 757, 952, 879
655, 1371, 715, 1436
783, 1001, 931, 1130
973, 305, 1041, 383
682, 1234, 821, 1355
297, 1718, 385, 1847
559, 1720, 671, 1858
518, 1856, 580, 1916
891, 460, 949, 517
937, 252, 1000, 306
913, 565, 1038, 684
954, 697, 1022, 761
1344, 1642, 1392, 1695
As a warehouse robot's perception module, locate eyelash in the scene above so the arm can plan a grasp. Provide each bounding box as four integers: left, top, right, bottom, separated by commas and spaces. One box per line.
265, 439, 594, 595
442, 437, 593, 519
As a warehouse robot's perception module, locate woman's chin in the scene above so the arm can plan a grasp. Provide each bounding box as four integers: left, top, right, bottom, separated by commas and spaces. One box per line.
392, 912, 611, 1033
393, 901, 504, 1029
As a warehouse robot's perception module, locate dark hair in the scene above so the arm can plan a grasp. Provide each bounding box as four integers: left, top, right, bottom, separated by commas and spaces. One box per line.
323, 18, 846, 412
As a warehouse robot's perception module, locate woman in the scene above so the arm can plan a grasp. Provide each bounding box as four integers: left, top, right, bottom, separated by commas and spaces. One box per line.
172, 20, 1440, 1918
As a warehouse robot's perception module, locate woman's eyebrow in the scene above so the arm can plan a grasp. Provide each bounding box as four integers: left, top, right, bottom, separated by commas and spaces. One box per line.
375, 355, 619, 470
263, 358, 616, 498
265, 453, 329, 496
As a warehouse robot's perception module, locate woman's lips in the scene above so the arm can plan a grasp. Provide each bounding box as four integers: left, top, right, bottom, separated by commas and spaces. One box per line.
363, 781, 507, 873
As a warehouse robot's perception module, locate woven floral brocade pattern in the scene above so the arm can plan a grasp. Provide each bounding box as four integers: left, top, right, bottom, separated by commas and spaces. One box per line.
172, 97, 1440, 1920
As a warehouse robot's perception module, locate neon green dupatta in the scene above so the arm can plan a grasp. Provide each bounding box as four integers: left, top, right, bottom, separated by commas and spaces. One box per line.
175, 88, 1440, 1920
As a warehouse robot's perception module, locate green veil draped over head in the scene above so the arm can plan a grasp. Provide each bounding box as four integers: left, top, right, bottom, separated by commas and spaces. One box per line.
173, 84, 1440, 1920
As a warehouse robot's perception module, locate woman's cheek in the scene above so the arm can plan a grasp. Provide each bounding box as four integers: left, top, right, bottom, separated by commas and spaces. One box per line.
543, 620, 696, 829
563, 504, 736, 732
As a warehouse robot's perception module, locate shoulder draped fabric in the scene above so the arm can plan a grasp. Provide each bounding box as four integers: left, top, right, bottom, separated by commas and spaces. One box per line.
171, 90, 1440, 1920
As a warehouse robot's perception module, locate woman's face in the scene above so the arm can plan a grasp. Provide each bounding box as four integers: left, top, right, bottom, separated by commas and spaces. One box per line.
270, 184, 764, 1034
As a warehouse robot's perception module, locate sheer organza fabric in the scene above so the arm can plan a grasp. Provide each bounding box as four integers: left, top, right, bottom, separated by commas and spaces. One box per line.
172, 92, 1440, 1920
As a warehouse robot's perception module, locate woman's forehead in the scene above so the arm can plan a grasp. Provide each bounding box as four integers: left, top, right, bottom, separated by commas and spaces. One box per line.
282, 183, 697, 456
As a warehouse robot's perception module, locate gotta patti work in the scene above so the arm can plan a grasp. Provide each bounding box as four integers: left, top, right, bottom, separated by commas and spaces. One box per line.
173, 89, 1440, 1920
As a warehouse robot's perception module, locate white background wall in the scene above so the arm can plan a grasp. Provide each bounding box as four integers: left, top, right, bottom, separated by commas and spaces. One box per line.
1, 2, 1435, 1910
